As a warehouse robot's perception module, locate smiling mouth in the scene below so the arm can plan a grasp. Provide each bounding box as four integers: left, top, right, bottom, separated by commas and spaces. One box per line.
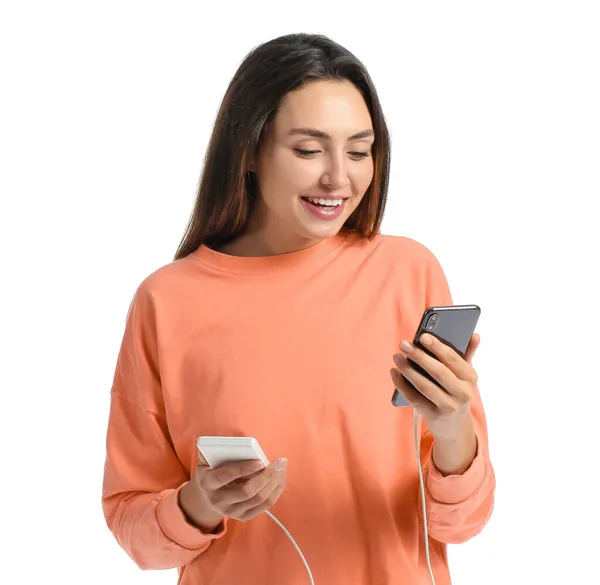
300, 196, 348, 219
300, 196, 347, 208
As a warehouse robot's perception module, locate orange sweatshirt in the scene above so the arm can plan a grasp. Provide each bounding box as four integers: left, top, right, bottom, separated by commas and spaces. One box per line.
102, 233, 495, 585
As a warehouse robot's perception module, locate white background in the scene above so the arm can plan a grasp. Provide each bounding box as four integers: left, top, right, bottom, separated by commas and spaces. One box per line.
1, 1, 599, 583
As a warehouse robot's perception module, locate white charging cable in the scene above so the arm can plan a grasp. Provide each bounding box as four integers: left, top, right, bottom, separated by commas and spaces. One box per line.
264, 510, 315, 585
414, 407, 437, 585
263, 411, 435, 585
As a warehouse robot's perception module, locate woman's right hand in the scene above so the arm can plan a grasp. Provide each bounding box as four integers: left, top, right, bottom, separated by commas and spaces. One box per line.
179, 454, 288, 532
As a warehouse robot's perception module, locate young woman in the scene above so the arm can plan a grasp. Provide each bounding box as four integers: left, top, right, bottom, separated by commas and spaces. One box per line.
102, 33, 495, 585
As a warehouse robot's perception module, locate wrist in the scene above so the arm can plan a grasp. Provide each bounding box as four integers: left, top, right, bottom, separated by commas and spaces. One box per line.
179, 481, 224, 533
431, 414, 478, 476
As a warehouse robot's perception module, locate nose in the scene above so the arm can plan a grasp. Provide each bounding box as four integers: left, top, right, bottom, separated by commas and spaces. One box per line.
320, 154, 349, 189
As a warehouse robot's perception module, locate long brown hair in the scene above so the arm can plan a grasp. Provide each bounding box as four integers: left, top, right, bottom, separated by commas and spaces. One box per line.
174, 33, 391, 261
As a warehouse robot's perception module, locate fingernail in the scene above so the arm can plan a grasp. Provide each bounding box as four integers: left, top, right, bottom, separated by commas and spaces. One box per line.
421, 334, 432, 346
274, 458, 288, 471
400, 340, 414, 353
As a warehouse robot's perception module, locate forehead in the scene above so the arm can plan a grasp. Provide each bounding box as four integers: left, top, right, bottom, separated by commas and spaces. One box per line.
273, 80, 373, 137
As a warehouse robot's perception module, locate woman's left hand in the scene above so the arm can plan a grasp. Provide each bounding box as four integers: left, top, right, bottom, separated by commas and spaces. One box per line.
390, 332, 481, 441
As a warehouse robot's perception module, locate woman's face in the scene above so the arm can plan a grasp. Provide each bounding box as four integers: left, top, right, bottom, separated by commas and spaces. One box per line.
248, 79, 375, 254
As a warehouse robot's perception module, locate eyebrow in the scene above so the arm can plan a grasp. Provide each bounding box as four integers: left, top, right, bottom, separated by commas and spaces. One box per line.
288, 127, 374, 141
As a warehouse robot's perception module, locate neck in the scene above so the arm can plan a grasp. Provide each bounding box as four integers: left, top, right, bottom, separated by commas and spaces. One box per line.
218, 207, 323, 257
218, 230, 323, 257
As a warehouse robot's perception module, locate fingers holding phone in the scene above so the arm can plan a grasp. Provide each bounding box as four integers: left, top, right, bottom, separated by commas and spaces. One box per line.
391, 304, 480, 409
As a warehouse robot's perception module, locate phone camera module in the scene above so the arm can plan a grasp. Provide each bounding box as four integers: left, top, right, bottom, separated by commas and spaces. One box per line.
426, 313, 439, 331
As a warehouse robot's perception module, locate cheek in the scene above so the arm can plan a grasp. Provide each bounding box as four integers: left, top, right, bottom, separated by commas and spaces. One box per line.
351, 161, 375, 194
262, 153, 316, 194
288, 156, 331, 189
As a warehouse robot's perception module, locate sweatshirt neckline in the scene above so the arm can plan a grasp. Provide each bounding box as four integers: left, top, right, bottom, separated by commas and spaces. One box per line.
191, 233, 349, 274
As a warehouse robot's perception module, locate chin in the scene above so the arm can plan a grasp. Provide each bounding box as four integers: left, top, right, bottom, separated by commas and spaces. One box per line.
296, 218, 346, 241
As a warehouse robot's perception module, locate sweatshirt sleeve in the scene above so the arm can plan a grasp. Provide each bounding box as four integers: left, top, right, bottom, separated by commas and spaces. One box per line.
102, 281, 228, 570
417, 248, 496, 544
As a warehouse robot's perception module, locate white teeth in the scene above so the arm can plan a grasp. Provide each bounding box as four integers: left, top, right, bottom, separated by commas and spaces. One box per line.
306, 197, 343, 207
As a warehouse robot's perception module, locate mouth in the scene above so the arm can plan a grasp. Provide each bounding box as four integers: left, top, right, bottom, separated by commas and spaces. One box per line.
300, 196, 348, 219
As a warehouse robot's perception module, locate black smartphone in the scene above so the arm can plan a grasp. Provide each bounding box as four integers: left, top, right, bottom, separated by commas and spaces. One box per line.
391, 304, 481, 407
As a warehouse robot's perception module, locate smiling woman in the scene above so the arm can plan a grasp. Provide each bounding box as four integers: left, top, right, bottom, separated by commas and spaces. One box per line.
231, 79, 377, 249
101, 32, 495, 585
169, 34, 391, 259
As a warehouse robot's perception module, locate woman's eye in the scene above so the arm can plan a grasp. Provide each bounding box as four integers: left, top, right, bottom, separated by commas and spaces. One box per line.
294, 149, 371, 159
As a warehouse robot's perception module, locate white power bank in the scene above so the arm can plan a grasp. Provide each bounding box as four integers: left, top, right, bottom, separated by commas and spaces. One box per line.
196, 436, 270, 469
196, 437, 315, 584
